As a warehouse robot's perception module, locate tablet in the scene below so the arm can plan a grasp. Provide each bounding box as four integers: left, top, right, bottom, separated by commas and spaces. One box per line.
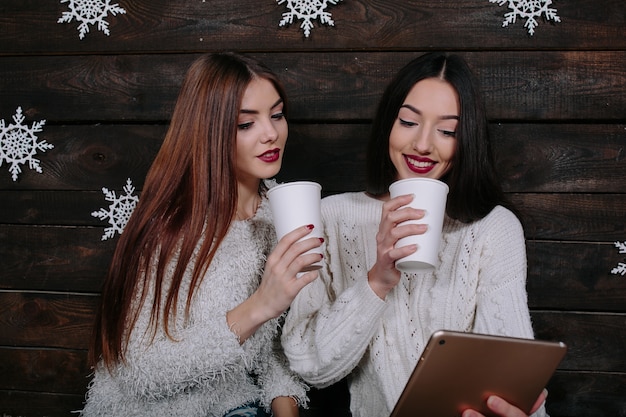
389, 330, 567, 417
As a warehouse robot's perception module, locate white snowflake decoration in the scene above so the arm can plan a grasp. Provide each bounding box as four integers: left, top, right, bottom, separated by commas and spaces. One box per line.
489, 0, 561, 36
58, 0, 126, 40
277, 0, 342, 38
0, 107, 52, 182
91, 178, 139, 240
610, 240, 626, 276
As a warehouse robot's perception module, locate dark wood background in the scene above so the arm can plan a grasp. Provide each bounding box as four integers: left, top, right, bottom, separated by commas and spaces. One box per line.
1, 1, 625, 416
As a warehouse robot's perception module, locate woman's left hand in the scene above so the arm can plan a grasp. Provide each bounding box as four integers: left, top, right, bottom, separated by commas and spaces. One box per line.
461, 389, 547, 417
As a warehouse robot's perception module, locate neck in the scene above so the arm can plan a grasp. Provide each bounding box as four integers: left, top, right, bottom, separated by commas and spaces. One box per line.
236, 180, 262, 220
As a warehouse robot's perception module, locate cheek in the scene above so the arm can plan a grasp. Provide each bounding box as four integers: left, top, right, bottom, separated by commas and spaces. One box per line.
440, 139, 457, 162
279, 122, 289, 140
280, 123, 288, 143
388, 125, 402, 149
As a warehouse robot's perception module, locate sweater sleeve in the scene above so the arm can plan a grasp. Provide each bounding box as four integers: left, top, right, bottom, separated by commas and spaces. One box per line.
282, 194, 388, 387
114, 286, 249, 401
255, 321, 309, 410
471, 208, 549, 417
282, 272, 387, 387
472, 207, 535, 339
111, 232, 267, 401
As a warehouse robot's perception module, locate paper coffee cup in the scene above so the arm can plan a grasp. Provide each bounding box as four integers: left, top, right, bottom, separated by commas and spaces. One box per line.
267, 181, 323, 271
389, 178, 448, 271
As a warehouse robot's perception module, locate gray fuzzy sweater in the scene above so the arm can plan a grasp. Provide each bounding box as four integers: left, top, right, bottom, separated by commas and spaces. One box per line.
80, 193, 308, 416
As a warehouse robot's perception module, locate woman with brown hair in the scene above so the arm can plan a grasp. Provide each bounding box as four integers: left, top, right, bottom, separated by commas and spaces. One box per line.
80, 52, 322, 417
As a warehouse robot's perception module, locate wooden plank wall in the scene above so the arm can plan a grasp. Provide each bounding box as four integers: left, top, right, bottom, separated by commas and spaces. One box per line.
1, 1, 625, 416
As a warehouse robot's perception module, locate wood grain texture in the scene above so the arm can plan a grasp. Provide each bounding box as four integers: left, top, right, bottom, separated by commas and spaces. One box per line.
1, 0, 625, 415
512, 193, 626, 241
0, 0, 624, 53
0, 123, 623, 193
526, 241, 626, 312
0, 314, 624, 415
3, 227, 625, 312
0, 347, 89, 393
0, 390, 85, 417
0, 124, 165, 190
2, 191, 624, 243
0, 292, 97, 349
0, 225, 113, 292
0, 293, 621, 373
546, 371, 626, 417
1, 51, 624, 122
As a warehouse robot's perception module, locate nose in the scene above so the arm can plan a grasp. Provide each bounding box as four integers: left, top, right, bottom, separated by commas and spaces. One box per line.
261, 119, 279, 144
412, 126, 433, 154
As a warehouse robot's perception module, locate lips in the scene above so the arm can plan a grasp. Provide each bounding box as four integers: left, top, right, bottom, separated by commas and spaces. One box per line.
258, 148, 281, 163
404, 154, 435, 174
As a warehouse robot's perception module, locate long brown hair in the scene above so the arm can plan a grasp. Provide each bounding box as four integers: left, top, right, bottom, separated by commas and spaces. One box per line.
90, 53, 287, 369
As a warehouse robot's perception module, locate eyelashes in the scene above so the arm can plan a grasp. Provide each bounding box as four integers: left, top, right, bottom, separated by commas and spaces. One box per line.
238, 112, 285, 130
398, 118, 456, 137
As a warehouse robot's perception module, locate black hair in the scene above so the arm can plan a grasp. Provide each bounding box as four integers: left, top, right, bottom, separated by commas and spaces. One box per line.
366, 52, 509, 223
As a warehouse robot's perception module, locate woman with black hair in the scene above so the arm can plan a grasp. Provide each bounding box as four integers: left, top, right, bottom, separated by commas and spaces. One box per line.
282, 52, 547, 417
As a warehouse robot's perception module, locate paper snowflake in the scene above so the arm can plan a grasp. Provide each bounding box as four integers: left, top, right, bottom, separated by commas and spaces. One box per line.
610, 241, 626, 276
0, 107, 52, 182
489, 0, 561, 36
58, 0, 126, 40
277, 0, 342, 38
91, 178, 139, 240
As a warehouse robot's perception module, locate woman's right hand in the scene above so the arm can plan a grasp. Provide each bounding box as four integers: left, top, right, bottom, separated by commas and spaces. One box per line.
368, 194, 426, 299
256, 224, 323, 318
227, 225, 322, 343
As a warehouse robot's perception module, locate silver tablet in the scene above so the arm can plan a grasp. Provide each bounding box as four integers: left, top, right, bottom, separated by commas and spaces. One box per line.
390, 330, 567, 417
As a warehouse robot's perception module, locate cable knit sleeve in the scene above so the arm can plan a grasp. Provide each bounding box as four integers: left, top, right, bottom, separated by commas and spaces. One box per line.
282, 193, 388, 388
470, 207, 548, 417
471, 206, 535, 339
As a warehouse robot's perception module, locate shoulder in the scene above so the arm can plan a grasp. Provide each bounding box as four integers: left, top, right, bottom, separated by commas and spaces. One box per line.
473, 205, 525, 244
480, 205, 523, 230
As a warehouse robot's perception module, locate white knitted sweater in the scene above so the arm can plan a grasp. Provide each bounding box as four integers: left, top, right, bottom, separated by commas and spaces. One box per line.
80, 194, 308, 417
282, 192, 546, 417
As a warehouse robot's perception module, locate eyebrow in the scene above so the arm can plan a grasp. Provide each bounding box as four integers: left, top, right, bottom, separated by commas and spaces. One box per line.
400, 104, 459, 120
240, 97, 284, 115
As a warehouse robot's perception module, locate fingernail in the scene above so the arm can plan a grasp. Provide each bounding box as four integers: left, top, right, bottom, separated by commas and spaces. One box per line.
307, 224, 314, 230
319, 237, 325, 243
487, 395, 503, 410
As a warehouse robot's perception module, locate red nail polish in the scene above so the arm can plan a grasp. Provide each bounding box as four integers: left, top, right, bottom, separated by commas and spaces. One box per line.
319, 237, 325, 243
307, 224, 314, 230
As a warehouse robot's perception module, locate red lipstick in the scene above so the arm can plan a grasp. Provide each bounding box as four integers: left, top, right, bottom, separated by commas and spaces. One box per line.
258, 148, 281, 163
404, 154, 435, 174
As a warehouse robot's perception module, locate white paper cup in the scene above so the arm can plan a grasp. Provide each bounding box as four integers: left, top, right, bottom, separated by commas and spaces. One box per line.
267, 181, 323, 271
389, 178, 449, 271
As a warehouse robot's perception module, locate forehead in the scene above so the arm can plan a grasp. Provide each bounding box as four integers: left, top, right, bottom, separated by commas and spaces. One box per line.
241, 78, 281, 109
402, 78, 459, 115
